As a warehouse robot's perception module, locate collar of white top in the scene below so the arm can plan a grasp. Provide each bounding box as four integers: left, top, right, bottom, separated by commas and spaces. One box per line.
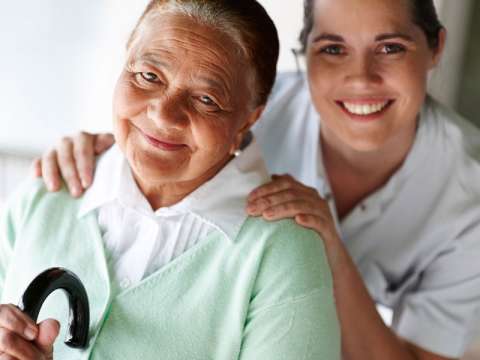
77, 139, 270, 242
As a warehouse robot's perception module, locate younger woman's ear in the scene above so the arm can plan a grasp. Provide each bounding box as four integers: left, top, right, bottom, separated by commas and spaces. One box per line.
430, 28, 447, 68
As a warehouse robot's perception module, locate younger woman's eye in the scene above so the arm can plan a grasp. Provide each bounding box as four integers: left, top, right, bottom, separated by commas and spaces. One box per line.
138, 72, 159, 82
379, 44, 406, 55
320, 45, 345, 56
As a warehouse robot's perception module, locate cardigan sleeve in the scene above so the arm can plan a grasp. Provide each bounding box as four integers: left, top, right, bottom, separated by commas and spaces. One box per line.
0, 206, 14, 298
0, 179, 44, 298
238, 219, 341, 359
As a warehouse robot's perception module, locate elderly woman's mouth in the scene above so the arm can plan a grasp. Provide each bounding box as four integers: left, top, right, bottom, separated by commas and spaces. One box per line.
138, 128, 188, 151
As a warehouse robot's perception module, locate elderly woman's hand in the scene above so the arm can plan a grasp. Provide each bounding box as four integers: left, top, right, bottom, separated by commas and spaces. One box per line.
32, 132, 114, 198
246, 174, 344, 270
0, 304, 59, 359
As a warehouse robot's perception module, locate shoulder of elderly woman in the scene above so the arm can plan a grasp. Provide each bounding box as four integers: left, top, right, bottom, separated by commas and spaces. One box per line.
235, 217, 340, 359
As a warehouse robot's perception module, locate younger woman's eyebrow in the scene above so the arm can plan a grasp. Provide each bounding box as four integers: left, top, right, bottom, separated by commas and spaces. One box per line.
312, 32, 414, 43
375, 33, 414, 42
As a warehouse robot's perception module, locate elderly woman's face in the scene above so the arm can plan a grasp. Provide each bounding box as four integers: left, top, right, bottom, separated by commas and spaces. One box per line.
113, 12, 258, 191
306, 0, 444, 152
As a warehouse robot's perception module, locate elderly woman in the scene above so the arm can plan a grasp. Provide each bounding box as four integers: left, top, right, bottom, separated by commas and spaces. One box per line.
39, 0, 480, 359
0, 1, 340, 359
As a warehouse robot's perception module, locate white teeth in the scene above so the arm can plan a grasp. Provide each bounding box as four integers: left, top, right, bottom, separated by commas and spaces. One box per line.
342, 101, 389, 115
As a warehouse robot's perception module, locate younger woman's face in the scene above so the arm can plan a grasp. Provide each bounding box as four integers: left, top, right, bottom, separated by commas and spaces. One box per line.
306, 0, 444, 152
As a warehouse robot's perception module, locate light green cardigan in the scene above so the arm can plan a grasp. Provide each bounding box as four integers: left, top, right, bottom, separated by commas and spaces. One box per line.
0, 180, 340, 359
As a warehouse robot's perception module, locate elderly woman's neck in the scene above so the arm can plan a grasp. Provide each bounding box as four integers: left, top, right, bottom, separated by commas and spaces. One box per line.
133, 154, 233, 210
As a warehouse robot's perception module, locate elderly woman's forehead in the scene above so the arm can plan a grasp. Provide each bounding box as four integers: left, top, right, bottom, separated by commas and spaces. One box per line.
131, 13, 242, 62
136, 12, 230, 47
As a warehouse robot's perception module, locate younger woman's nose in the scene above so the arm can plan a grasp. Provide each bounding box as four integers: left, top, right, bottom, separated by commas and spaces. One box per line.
344, 54, 383, 88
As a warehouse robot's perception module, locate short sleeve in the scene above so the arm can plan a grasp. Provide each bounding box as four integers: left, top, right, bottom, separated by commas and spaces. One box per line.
392, 222, 480, 358
238, 220, 341, 359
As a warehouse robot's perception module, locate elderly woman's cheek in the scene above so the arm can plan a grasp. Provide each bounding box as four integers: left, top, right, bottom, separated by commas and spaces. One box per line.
203, 117, 238, 154
113, 82, 148, 143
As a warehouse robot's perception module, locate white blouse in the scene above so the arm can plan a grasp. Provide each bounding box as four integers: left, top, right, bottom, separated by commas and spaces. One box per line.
78, 141, 269, 291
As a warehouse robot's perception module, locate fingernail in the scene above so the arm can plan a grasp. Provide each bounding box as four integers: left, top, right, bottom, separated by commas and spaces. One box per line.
81, 176, 91, 188
25, 326, 37, 340
264, 209, 273, 217
247, 204, 257, 212
71, 187, 81, 197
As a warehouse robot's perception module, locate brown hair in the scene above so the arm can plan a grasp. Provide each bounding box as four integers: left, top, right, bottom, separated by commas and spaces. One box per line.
299, 0, 444, 54
127, 0, 280, 107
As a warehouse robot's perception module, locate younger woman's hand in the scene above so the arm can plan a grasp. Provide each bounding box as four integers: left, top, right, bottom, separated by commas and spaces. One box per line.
31, 132, 114, 197
246, 174, 343, 265
0, 303, 59, 359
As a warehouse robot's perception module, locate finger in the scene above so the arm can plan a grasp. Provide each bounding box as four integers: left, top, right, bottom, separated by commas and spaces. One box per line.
0, 305, 38, 341
249, 174, 317, 202
248, 176, 297, 202
0, 353, 18, 360
41, 150, 62, 192
73, 132, 96, 188
30, 158, 42, 178
295, 214, 325, 233
57, 138, 83, 197
94, 133, 115, 155
0, 328, 43, 360
270, 174, 318, 194
35, 319, 60, 357
261, 200, 327, 221
247, 189, 315, 216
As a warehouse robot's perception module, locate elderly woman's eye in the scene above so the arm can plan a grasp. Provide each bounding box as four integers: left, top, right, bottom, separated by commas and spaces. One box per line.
138, 72, 159, 82
320, 45, 345, 56
379, 44, 406, 55
198, 95, 218, 107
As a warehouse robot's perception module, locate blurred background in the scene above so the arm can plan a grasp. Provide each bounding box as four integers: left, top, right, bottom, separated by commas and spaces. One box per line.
0, 1, 479, 357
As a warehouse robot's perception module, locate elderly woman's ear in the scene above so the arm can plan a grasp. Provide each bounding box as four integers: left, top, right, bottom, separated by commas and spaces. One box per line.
231, 105, 265, 154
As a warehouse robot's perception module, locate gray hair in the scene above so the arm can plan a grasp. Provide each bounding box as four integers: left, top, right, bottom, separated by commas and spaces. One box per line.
127, 0, 280, 107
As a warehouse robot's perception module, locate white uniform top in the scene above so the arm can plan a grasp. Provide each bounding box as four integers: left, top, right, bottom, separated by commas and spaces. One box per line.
253, 72, 480, 358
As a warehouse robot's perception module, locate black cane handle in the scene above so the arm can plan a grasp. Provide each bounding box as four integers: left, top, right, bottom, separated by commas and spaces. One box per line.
18, 267, 90, 349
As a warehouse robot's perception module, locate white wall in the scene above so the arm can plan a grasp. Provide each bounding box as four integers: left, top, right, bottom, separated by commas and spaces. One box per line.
259, 0, 304, 72
0, 1, 149, 155
0, 1, 302, 156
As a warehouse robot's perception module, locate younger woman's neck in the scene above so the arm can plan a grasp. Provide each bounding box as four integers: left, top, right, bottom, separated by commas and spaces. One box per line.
321, 123, 417, 219
321, 124, 417, 179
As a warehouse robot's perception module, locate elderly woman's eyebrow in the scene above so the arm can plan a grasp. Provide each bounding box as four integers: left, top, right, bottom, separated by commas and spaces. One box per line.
134, 53, 172, 69
197, 75, 230, 98
312, 33, 345, 43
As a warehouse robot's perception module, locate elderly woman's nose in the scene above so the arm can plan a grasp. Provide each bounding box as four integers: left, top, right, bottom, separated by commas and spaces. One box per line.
344, 54, 382, 88
147, 95, 189, 128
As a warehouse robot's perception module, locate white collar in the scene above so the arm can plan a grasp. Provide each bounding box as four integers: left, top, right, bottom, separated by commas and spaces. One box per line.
78, 140, 270, 242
